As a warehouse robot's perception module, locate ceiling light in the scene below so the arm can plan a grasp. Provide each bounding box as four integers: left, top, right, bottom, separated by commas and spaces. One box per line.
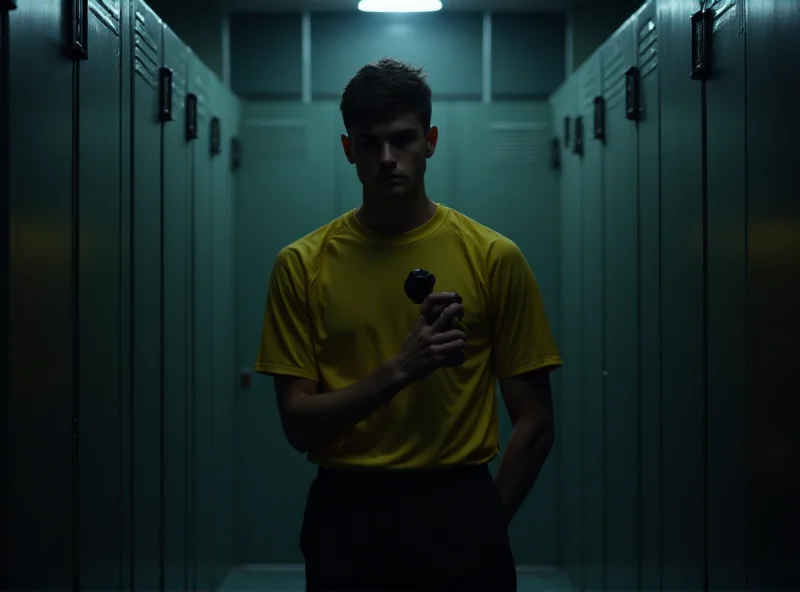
358, 0, 443, 13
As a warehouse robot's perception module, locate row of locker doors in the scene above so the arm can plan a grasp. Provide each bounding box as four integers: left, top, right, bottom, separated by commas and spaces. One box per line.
551, 0, 799, 591
2, 1, 240, 591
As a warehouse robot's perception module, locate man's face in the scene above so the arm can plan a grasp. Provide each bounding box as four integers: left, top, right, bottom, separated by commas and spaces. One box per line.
342, 112, 438, 198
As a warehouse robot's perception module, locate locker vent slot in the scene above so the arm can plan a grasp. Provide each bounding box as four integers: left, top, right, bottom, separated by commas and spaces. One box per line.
710, 0, 737, 31
489, 121, 548, 168
135, 12, 160, 89
580, 66, 601, 117
602, 40, 628, 109
246, 120, 308, 161
90, 0, 120, 36
638, 18, 658, 80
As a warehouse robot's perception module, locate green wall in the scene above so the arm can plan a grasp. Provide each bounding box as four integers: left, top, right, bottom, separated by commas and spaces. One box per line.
234, 99, 561, 566
3, 1, 240, 590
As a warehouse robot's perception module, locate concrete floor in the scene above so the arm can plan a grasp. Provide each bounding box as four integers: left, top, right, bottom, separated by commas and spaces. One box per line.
219, 564, 574, 592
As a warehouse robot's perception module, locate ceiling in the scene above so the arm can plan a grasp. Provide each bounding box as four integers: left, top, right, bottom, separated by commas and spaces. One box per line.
181, 0, 633, 12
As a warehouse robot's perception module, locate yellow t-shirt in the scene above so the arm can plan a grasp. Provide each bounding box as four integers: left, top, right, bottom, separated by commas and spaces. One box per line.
255, 203, 562, 470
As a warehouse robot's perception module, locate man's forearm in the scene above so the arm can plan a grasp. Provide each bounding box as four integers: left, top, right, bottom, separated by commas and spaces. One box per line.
284, 359, 409, 453
494, 420, 555, 523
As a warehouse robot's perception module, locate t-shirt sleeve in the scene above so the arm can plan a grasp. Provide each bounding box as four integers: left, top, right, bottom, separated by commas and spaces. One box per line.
254, 247, 319, 381
487, 237, 563, 379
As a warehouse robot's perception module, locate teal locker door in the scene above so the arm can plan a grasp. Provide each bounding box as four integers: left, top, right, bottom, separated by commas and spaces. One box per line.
191, 56, 214, 592
704, 2, 746, 590
132, 2, 163, 590
598, 17, 639, 591
162, 23, 191, 592
633, 2, 661, 590
0, 7, 8, 586
553, 77, 583, 588
6, 2, 75, 589
77, 0, 125, 588
658, 1, 705, 589
576, 52, 604, 592
745, 1, 800, 589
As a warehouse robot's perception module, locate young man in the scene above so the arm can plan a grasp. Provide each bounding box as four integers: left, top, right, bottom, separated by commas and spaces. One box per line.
255, 58, 562, 591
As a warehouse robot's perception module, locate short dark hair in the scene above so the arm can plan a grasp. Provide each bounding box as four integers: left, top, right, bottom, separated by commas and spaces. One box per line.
340, 58, 433, 133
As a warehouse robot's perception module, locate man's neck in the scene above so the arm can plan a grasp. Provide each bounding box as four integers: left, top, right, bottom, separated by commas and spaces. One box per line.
356, 189, 437, 235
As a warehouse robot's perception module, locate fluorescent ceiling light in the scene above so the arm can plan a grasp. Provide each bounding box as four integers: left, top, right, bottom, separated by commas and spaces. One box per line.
358, 0, 443, 13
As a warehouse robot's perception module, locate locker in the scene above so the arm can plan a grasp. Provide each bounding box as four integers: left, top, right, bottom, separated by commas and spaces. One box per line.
632, 2, 661, 590
551, 76, 583, 588
598, 15, 639, 591
657, 0, 706, 588
131, 2, 164, 589
6, 2, 76, 589
576, 51, 604, 592
745, 1, 800, 589
0, 4, 7, 583
704, 2, 746, 590
77, 0, 126, 587
190, 54, 216, 592
162, 21, 192, 592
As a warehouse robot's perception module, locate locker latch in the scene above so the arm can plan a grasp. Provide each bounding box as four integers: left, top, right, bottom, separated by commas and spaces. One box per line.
159, 68, 174, 123
690, 9, 713, 80
593, 96, 606, 143
1, 0, 17, 11
210, 117, 222, 156
186, 94, 198, 141
550, 138, 561, 171
625, 67, 640, 121
573, 116, 584, 157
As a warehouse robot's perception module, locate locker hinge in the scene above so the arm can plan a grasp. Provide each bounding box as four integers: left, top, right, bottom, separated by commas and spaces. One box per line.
593, 96, 606, 142
549, 138, 561, 171
231, 137, 242, 170
690, 9, 713, 80
185, 94, 198, 141
210, 117, 221, 156
625, 67, 641, 121
573, 116, 584, 157
563, 117, 571, 149
72, 0, 89, 60
159, 67, 173, 123
1, 0, 17, 11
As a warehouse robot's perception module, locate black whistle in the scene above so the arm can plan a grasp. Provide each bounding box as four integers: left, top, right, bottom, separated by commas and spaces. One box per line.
404, 268, 437, 304
404, 268, 465, 367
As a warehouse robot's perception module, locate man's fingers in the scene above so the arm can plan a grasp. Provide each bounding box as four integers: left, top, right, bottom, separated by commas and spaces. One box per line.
420, 292, 462, 324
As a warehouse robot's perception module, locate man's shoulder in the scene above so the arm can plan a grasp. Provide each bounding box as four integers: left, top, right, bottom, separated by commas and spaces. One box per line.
445, 207, 520, 261
276, 215, 349, 268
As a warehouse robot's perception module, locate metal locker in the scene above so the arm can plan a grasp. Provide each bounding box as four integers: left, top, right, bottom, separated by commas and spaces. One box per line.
5, 2, 75, 589
162, 21, 192, 592
658, 0, 706, 589
190, 54, 215, 592
551, 75, 584, 589
76, 0, 127, 588
632, 2, 661, 590
704, 1, 747, 590
745, 1, 800, 589
598, 14, 639, 591
576, 50, 604, 592
131, 1, 164, 589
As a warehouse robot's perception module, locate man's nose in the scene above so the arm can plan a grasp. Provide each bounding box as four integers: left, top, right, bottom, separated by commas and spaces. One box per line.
380, 142, 396, 164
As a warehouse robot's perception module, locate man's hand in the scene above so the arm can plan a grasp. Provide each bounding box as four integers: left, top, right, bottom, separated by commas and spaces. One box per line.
391, 292, 467, 384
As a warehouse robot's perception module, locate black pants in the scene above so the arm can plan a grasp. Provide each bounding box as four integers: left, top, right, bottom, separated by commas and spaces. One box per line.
300, 463, 517, 591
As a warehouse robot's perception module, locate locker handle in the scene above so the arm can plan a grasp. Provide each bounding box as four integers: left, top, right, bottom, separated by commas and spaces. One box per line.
550, 138, 561, 171
625, 67, 640, 121
2, 1, 17, 11
690, 9, 713, 80
210, 117, 221, 156
186, 94, 198, 141
72, 0, 89, 60
159, 67, 173, 123
231, 137, 242, 170
593, 96, 606, 142
573, 116, 584, 157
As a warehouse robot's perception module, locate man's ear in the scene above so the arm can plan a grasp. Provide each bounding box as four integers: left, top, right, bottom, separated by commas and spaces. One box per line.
426, 126, 439, 158
341, 135, 354, 164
